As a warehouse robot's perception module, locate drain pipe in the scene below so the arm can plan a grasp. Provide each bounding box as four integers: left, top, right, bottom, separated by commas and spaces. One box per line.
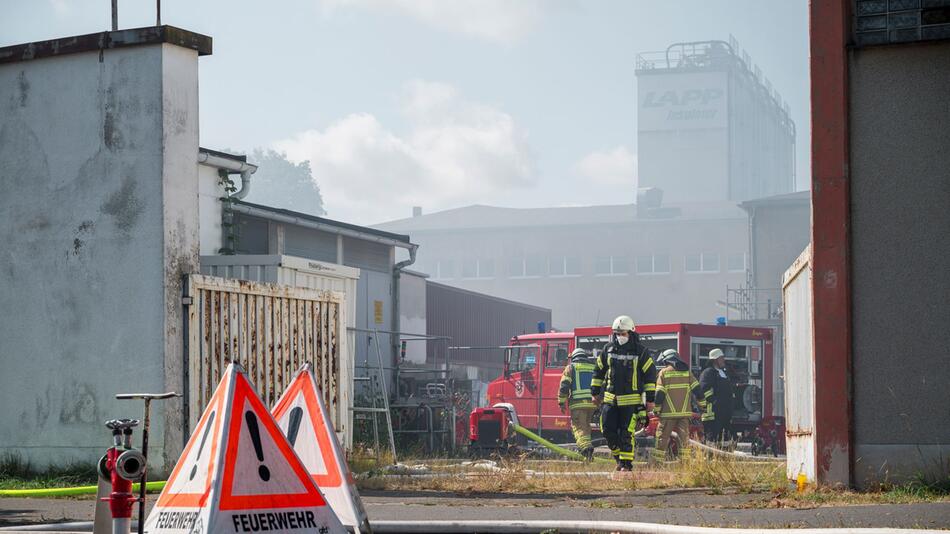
198, 151, 258, 254
391, 243, 418, 398
198, 151, 257, 199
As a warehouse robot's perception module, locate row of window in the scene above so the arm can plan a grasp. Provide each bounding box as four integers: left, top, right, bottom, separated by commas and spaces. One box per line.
428, 253, 747, 280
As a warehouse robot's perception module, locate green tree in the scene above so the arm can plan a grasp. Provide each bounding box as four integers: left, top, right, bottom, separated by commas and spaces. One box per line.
244, 149, 325, 216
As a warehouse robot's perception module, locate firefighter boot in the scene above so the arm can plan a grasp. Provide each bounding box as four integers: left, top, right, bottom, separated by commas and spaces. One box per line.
620, 460, 634, 471
582, 447, 594, 463
614, 457, 623, 471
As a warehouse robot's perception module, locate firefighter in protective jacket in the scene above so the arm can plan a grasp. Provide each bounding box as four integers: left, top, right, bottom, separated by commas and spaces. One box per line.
591, 315, 657, 471
558, 348, 597, 461
652, 349, 705, 461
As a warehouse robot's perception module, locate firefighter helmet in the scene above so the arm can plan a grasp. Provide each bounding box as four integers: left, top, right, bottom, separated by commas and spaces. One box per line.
659, 348, 680, 366
611, 315, 636, 333
709, 348, 725, 360
569, 348, 591, 362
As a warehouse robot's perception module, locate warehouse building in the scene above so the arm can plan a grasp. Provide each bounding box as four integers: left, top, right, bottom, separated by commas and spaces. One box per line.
377, 199, 750, 330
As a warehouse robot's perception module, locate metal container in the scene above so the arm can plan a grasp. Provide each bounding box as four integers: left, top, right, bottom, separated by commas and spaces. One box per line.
199, 255, 360, 448
782, 245, 814, 482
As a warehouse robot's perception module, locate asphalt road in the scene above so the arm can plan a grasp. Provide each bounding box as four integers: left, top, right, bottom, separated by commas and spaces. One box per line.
1, 489, 949, 530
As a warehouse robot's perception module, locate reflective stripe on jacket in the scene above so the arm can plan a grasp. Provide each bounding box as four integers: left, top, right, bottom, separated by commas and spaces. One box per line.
558, 361, 596, 409
654, 367, 705, 418
590, 339, 657, 407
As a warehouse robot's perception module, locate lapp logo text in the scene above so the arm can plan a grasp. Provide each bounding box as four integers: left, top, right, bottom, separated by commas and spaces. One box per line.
642, 88, 723, 108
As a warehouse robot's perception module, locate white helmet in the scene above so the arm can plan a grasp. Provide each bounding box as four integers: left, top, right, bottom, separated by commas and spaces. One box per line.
611, 315, 636, 333
709, 348, 725, 360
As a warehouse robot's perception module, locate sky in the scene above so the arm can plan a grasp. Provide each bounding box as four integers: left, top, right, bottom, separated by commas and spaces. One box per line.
2, 0, 810, 226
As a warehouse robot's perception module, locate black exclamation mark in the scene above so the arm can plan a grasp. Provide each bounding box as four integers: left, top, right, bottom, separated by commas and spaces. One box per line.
286, 407, 304, 447
189, 411, 215, 481
245, 412, 270, 481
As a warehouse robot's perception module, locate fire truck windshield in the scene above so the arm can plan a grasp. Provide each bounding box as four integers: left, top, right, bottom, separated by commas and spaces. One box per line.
506, 345, 540, 373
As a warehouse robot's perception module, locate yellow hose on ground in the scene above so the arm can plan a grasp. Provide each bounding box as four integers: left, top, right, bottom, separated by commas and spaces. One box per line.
510, 423, 615, 465
0, 480, 165, 498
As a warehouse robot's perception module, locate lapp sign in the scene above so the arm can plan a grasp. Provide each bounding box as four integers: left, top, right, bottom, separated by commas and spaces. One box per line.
642, 88, 724, 108
638, 75, 728, 131
643, 88, 723, 122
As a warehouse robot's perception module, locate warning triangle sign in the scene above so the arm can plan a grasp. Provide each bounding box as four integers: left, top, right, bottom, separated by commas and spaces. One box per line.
145, 364, 345, 534
273, 365, 371, 534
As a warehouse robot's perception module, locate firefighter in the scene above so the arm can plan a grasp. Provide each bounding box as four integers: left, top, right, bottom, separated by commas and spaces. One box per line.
652, 349, 705, 461
558, 348, 597, 461
591, 315, 657, 471
699, 348, 734, 445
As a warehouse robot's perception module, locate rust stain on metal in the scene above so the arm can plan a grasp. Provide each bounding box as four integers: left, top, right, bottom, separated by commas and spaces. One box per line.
786, 429, 814, 437
186, 275, 346, 430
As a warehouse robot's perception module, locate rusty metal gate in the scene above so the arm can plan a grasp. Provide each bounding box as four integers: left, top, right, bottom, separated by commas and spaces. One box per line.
183, 274, 350, 443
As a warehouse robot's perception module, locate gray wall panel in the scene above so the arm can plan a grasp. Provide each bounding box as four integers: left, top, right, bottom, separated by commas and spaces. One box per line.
850, 41, 950, 484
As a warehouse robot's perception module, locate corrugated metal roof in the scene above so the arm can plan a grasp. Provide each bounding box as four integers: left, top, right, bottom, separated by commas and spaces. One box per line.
235, 200, 413, 245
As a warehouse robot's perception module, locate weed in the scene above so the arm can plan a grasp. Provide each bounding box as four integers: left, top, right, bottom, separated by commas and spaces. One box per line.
0, 453, 98, 490
354, 449, 785, 495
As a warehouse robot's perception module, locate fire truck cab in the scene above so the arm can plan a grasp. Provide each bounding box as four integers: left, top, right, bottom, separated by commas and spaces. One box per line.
481, 323, 785, 454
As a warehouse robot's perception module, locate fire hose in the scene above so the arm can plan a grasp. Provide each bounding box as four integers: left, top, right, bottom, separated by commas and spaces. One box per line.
509, 422, 615, 464
0, 481, 165, 498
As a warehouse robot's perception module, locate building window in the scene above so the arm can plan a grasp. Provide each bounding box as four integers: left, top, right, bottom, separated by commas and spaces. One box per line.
595, 256, 629, 276
434, 259, 455, 279
508, 257, 524, 278
508, 256, 543, 278
550, 256, 582, 277
461, 258, 477, 278
479, 259, 495, 278
612, 256, 629, 274
565, 256, 582, 275
636, 254, 671, 275
686, 253, 720, 273
525, 254, 544, 277
727, 253, 747, 273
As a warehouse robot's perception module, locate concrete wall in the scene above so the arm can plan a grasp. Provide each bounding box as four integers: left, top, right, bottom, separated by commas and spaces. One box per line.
849, 41, 950, 486
198, 164, 223, 255
0, 41, 200, 472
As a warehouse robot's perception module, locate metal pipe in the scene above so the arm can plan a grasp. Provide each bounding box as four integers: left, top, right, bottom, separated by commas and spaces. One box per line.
391, 244, 418, 398
197, 152, 257, 200
111, 0, 118, 30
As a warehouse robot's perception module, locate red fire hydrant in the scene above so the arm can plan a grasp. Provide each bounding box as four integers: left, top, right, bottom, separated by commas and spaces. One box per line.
99, 419, 146, 534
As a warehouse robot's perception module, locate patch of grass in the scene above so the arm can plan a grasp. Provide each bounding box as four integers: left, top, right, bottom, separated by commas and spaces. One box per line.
748, 472, 950, 509
0, 453, 98, 490
355, 449, 785, 495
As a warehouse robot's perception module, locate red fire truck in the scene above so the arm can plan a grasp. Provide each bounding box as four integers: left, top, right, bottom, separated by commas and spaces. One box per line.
473, 323, 785, 455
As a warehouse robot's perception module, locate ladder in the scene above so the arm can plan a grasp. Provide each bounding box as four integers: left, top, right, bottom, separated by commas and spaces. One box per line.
351, 329, 397, 464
